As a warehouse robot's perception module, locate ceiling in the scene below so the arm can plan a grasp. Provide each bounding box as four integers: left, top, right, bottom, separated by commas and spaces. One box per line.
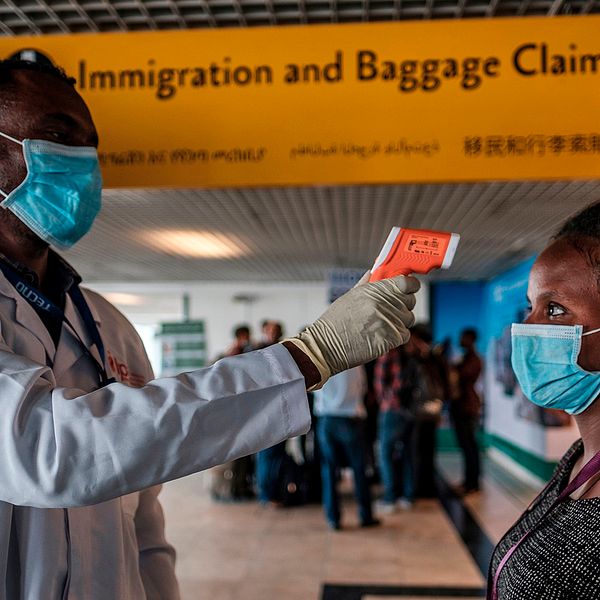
0, 0, 598, 35
62, 181, 600, 282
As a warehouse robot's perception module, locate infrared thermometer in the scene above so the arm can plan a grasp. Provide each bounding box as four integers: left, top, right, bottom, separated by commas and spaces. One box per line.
370, 227, 460, 281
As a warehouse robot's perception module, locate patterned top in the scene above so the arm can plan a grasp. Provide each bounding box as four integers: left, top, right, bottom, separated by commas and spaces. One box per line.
373, 347, 413, 412
489, 439, 600, 599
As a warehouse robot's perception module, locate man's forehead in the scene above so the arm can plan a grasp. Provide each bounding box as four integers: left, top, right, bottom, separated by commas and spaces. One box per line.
0, 69, 95, 137
8, 69, 82, 107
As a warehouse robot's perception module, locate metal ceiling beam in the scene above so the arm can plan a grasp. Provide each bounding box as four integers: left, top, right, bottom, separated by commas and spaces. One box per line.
548, 0, 565, 13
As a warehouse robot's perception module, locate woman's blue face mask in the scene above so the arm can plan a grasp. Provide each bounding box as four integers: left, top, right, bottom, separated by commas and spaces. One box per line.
511, 323, 600, 415
0, 130, 102, 250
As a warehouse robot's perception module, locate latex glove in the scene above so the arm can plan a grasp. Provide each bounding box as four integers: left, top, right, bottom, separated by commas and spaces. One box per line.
284, 275, 419, 390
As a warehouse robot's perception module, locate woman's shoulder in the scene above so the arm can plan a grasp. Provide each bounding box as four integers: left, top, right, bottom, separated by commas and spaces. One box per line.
549, 438, 584, 485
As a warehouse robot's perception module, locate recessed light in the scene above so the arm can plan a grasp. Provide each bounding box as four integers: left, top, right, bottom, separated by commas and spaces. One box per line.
137, 230, 247, 259
102, 292, 144, 306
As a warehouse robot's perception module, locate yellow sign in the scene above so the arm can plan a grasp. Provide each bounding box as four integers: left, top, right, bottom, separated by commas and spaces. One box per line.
0, 16, 599, 187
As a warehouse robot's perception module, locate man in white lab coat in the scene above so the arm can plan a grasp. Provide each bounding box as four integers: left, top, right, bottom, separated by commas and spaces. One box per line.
0, 58, 419, 599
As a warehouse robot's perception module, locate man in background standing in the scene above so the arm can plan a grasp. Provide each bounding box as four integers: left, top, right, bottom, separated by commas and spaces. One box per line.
256, 320, 289, 504
314, 367, 379, 530
374, 346, 416, 513
451, 328, 483, 495
226, 324, 253, 356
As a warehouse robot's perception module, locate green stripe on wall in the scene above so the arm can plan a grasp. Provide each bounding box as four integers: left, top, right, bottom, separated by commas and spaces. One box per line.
486, 433, 557, 481
436, 428, 557, 480
436, 427, 488, 452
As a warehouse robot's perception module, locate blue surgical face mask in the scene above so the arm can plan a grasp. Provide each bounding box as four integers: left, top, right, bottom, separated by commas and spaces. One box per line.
0, 130, 102, 250
511, 323, 600, 415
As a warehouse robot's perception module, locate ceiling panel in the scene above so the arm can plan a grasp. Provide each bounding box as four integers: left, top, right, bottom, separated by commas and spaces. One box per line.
62, 180, 600, 282
0, 0, 598, 35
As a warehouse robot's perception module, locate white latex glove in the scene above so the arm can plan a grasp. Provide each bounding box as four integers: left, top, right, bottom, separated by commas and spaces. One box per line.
284, 275, 420, 390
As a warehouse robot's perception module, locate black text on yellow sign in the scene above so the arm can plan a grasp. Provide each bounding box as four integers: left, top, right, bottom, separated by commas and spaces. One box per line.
77, 44, 597, 100
0, 16, 598, 188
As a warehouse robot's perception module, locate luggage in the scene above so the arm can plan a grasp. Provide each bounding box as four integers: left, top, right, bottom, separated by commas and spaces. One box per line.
210, 456, 255, 502
278, 454, 307, 507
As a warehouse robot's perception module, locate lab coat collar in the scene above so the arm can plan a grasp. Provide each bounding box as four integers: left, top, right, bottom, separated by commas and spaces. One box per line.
0, 271, 56, 361
0, 250, 83, 362
0, 254, 103, 374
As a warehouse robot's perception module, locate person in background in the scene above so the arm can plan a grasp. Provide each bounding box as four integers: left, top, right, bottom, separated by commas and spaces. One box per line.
450, 328, 483, 495
257, 320, 284, 349
226, 324, 253, 356
363, 359, 380, 484
213, 324, 254, 362
211, 324, 256, 501
314, 367, 379, 530
374, 345, 416, 513
259, 318, 271, 346
256, 319, 289, 505
407, 324, 446, 498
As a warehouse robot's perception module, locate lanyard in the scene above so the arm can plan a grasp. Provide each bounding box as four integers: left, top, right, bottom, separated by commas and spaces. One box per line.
490, 449, 600, 600
0, 261, 115, 387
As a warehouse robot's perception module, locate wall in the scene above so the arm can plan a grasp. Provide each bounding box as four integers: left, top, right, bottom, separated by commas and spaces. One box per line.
88, 280, 430, 373
431, 282, 485, 359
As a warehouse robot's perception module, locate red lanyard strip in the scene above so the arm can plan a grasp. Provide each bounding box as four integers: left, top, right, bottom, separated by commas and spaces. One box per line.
490, 449, 600, 600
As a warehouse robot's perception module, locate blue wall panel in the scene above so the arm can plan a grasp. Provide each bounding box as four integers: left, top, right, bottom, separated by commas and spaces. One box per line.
431, 281, 485, 357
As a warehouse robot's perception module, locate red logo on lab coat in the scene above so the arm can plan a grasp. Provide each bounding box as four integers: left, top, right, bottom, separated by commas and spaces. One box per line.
107, 350, 146, 387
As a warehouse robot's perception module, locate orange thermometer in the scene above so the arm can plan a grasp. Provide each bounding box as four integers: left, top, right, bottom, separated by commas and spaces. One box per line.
370, 228, 460, 281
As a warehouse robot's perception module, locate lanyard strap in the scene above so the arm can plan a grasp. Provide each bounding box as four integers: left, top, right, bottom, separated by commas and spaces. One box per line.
68, 285, 107, 368
491, 449, 600, 600
0, 261, 115, 387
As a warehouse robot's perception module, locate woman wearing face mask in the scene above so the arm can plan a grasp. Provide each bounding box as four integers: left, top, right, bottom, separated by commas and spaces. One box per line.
489, 201, 600, 600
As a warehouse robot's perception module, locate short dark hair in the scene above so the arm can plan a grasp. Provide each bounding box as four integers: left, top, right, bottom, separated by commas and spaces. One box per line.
0, 57, 75, 89
461, 328, 478, 342
411, 323, 432, 344
554, 202, 600, 275
234, 325, 250, 338
555, 201, 600, 242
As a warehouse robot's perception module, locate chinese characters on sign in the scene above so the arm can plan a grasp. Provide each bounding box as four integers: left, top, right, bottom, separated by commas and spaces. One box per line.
464, 134, 600, 157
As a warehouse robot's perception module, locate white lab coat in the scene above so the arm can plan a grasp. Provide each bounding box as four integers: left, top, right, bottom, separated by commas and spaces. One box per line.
0, 271, 311, 599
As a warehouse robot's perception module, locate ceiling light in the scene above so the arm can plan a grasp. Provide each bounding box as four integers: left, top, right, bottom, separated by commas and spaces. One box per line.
102, 292, 144, 306
137, 230, 247, 259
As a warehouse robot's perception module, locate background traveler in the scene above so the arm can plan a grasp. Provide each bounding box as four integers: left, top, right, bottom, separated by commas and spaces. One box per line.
225, 324, 254, 356
374, 345, 416, 512
210, 323, 257, 502
407, 324, 446, 498
450, 328, 483, 495
314, 367, 379, 530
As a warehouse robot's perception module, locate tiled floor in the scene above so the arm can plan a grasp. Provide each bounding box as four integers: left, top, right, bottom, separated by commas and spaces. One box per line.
158, 453, 540, 600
